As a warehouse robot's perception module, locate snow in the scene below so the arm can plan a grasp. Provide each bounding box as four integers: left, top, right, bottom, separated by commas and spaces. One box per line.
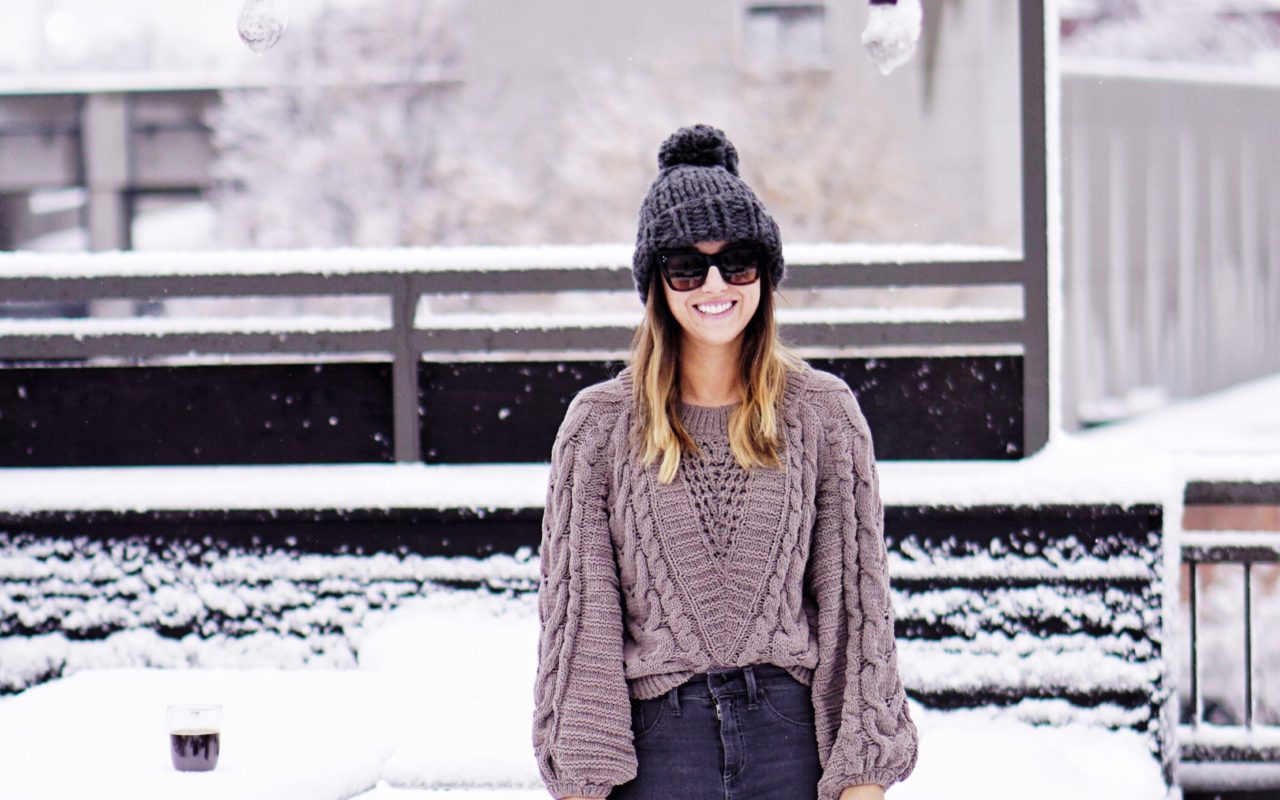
861, 0, 924, 76
0, 590, 1171, 800
891, 551, 1154, 582
0, 315, 390, 337
357, 790, 540, 799
0, 669, 399, 800
237, 0, 288, 55
0, 463, 549, 513
1181, 531, 1280, 554
898, 706, 1166, 800
901, 635, 1160, 696
0, 433, 1182, 516
0, 242, 1021, 280
1179, 762, 1280, 793
1062, 56, 1280, 87
1179, 722, 1280, 749
1077, 370, 1280, 459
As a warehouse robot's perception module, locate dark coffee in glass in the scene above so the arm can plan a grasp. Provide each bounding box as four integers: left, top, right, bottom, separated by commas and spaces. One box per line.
167, 704, 222, 772
170, 729, 220, 771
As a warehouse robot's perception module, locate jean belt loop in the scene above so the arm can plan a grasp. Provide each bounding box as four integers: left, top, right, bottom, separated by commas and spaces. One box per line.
667, 684, 682, 716
744, 665, 759, 709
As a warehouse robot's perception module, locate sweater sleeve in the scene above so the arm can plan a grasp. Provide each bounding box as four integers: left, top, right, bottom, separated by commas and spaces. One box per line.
807, 385, 918, 798
531, 394, 637, 799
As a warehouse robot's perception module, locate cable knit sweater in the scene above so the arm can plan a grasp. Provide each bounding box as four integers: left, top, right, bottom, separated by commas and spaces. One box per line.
531, 362, 918, 799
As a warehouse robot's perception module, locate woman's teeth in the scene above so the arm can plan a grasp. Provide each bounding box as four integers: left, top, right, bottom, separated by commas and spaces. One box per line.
694, 300, 735, 316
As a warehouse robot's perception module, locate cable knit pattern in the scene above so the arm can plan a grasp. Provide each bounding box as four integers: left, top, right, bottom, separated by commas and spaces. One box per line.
531, 362, 918, 799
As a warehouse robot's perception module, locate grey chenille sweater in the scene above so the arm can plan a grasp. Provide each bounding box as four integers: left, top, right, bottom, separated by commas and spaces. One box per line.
531, 362, 918, 799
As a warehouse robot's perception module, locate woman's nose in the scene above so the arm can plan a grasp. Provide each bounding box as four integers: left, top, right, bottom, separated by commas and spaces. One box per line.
702, 265, 729, 290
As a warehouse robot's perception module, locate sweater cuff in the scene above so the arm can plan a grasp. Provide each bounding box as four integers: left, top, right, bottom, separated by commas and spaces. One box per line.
545, 778, 615, 799
818, 768, 903, 800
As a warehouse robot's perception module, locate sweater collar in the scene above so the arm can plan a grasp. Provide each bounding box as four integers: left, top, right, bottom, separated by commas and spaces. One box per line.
615, 363, 811, 436
676, 399, 739, 436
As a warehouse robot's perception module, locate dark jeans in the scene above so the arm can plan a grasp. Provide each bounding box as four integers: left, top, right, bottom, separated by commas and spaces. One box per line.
611, 663, 821, 800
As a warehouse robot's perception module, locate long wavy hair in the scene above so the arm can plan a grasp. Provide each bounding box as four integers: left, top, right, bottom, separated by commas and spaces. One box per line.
628, 263, 807, 484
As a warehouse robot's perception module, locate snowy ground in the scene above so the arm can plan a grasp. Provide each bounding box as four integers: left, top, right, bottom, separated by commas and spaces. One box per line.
4, 370, 1279, 795
0, 587, 1169, 800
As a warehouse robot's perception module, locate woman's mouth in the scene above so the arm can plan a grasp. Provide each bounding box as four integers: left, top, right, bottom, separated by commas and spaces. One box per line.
693, 299, 736, 318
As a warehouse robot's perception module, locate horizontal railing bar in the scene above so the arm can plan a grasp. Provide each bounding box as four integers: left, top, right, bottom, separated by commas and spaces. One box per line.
0, 330, 398, 359
1182, 531, 1280, 563
1185, 481, 1280, 505
778, 260, 1027, 289
0, 260, 1029, 300
1178, 761, 1280, 791
0, 319, 1026, 359
0, 273, 410, 301
411, 321, 1025, 352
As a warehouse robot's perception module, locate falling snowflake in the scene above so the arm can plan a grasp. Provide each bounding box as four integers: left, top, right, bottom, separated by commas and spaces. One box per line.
238, 0, 289, 54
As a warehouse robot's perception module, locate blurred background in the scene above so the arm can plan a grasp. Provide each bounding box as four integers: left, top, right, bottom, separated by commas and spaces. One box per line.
0, 0, 1021, 253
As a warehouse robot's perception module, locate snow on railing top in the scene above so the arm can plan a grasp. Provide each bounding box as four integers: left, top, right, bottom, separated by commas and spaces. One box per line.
1178, 723, 1280, 748
1061, 56, 1280, 88
0, 316, 392, 337
1182, 531, 1280, 562
0, 242, 1021, 280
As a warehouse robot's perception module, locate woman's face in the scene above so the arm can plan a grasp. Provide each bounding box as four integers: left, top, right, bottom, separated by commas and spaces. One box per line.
661, 240, 762, 350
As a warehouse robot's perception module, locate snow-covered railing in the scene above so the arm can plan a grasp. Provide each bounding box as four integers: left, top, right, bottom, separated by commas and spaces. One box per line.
1178, 478, 1280, 792
0, 241, 1036, 464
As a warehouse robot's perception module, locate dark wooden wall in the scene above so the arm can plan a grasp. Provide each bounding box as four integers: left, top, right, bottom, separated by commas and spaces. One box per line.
0, 355, 1023, 466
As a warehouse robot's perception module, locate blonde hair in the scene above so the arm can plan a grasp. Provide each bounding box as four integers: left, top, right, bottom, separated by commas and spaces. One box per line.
628, 268, 807, 484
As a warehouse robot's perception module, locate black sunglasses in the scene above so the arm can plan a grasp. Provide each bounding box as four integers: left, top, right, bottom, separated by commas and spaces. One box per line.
654, 242, 764, 292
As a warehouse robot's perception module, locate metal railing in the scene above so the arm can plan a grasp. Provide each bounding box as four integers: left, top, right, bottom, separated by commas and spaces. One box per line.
0, 243, 1032, 463
1180, 527, 1280, 790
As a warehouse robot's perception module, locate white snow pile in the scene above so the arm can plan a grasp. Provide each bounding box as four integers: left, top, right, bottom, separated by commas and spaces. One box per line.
0, 538, 540, 694
0, 587, 1169, 800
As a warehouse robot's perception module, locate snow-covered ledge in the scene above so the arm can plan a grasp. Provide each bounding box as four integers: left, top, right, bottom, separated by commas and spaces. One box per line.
0, 434, 1177, 514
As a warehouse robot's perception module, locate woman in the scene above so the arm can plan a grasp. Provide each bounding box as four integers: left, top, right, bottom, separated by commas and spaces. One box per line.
532, 124, 918, 800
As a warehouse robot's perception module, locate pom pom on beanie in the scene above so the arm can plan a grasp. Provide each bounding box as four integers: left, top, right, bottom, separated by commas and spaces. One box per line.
657, 124, 740, 175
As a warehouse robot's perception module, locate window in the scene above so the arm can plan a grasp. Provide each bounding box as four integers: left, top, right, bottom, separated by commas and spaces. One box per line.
742, 3, 828, 73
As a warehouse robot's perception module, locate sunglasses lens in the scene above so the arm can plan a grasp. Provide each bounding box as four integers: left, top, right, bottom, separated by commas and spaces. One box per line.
717, 245, 762, 285
661, 253, 708, 291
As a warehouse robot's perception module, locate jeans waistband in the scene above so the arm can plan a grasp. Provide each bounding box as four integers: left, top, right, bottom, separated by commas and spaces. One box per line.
682, 663, 796, 696
656, 663, 802, 712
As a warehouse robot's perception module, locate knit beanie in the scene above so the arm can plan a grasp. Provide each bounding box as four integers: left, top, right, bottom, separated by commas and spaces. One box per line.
632, 124, 784, 306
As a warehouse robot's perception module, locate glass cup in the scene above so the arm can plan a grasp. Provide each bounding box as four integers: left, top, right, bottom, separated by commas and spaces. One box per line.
167, 704, 222, 772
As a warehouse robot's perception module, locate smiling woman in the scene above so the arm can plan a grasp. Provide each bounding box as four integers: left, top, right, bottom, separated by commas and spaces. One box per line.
531, 123, 919, 800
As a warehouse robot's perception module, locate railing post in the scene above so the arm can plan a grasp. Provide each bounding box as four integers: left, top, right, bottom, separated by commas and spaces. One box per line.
1019, 0, 1050, 455
1244, 560, 1253, 729
1189, 559, 1199, 726
391, 274, 421, 463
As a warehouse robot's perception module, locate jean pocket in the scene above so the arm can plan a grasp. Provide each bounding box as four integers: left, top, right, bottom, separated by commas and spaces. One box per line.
630, 695, 668, 742
759, 682, 814, 729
